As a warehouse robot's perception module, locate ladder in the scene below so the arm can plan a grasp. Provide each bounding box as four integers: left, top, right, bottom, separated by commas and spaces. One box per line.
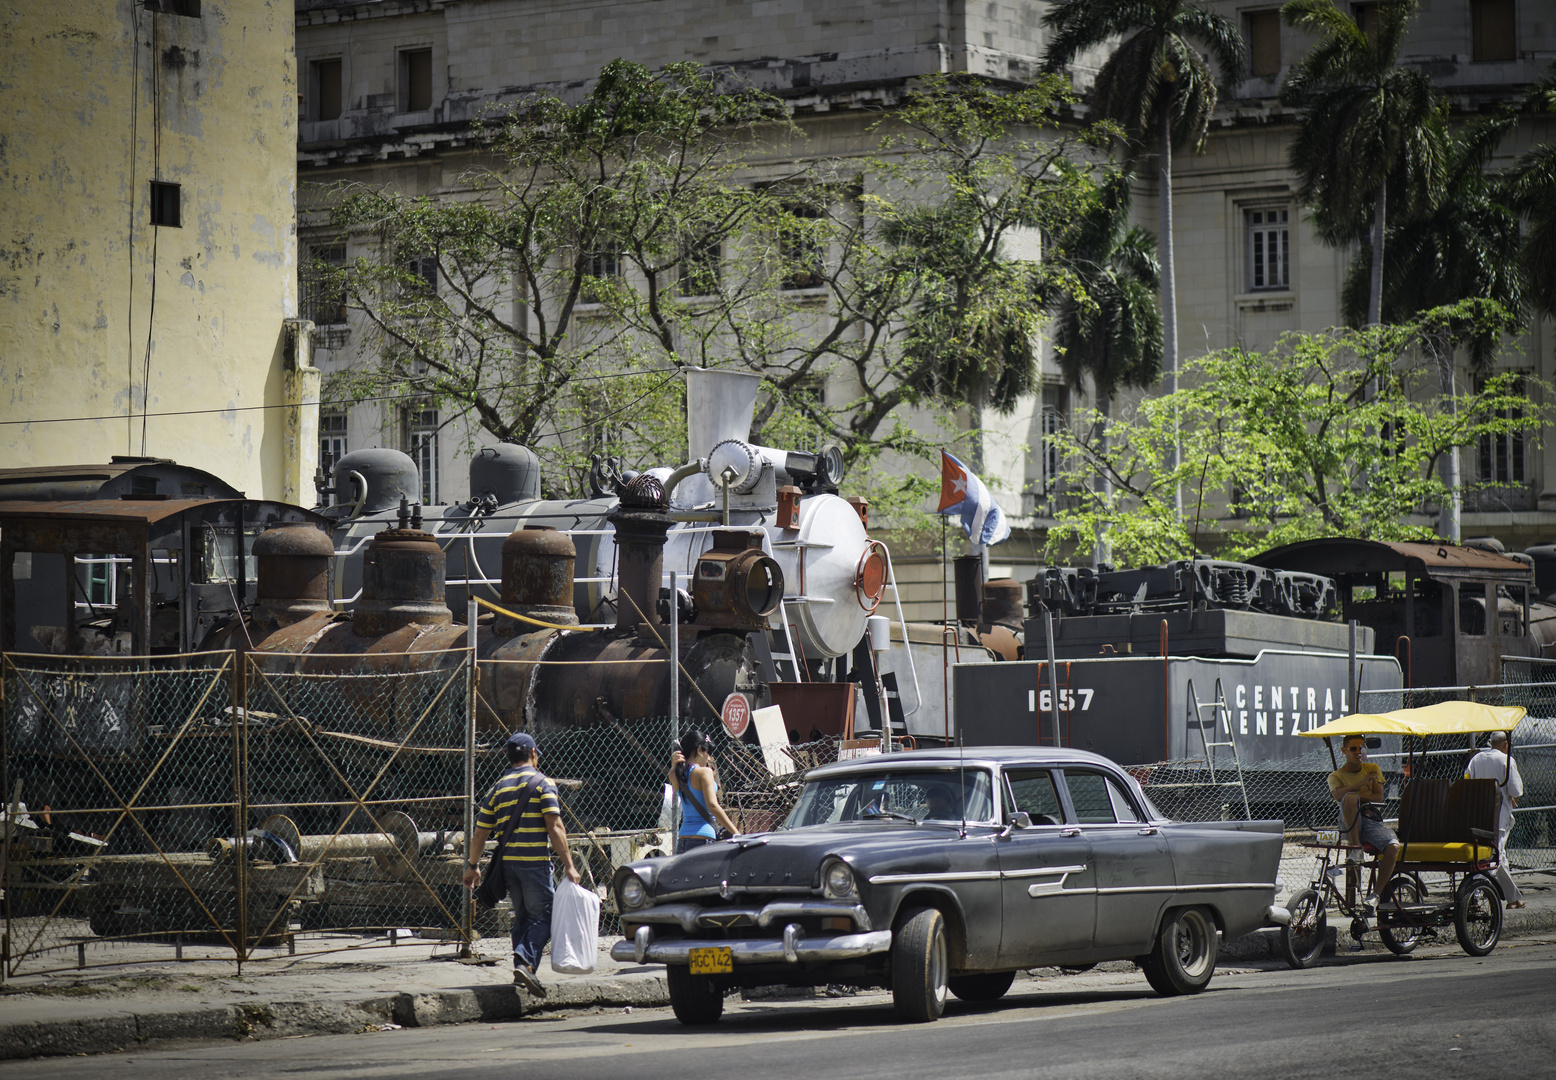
752, 599, 809, 683
1185, 677, 1252, 820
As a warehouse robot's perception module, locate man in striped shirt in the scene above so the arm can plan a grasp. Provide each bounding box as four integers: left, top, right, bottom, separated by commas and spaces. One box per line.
463, 732, 580, 995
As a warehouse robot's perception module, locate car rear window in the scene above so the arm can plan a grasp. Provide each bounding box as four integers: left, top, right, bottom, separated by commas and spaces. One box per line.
1063, 770, 1142, 824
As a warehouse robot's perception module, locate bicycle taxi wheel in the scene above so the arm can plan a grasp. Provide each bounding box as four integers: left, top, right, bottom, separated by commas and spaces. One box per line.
1281, 888, 1327, 969
1454, 874, 1503, 956
1378, 874, 1426, 955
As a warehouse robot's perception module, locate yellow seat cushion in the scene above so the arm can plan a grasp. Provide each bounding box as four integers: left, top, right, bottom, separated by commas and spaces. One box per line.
1397, 842, 1491, 863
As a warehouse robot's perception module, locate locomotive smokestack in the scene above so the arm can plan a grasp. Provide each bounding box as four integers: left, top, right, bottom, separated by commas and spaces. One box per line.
353, 516, 453, 636
251, 523, 336, 633
497, 527, 579, 634
610, 474, 673, 638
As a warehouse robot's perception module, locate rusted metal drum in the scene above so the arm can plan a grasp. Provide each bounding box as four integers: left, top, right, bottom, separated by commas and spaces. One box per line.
353, 523, 452, 636
981, 579, 1024, 631
497, 527, 578, 633
252, 523, 335, 630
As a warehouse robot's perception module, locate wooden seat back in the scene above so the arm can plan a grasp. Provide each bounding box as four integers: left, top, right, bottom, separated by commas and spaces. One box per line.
1395, 777, 1450, 844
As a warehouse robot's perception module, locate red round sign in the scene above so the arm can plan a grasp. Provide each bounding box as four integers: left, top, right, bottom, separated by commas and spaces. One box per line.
720, 693, 751, 738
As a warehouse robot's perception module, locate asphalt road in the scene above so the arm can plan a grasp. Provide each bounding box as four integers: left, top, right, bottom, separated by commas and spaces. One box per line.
6, 940, 1554, 1080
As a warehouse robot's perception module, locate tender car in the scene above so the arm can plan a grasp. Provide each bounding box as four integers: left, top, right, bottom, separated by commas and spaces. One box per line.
610, 746, 1286, 1024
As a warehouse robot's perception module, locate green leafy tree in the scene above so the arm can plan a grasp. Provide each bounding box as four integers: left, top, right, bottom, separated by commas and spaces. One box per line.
1042, 302, 1545, 565
1338, 111, 1525, 540
318, 60, 796, 493
317, 67, 1113, 520
1041, 0, 1247, 515
1279, 0, 1446, 327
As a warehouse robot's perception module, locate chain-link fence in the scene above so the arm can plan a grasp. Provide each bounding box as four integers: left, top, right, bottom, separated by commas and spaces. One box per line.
8, 650, 1555, 976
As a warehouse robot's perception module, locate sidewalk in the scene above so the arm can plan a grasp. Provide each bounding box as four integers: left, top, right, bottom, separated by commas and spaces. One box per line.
2, 879, 1552, 1062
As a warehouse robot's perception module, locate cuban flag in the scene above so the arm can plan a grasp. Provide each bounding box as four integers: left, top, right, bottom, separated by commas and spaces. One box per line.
937, 450, 1010, 547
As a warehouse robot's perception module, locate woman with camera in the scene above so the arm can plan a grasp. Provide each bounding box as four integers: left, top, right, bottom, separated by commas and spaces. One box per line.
671, 730, 740, 854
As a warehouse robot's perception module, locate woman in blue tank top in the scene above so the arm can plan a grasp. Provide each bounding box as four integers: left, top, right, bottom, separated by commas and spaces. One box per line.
674, 730, 740, 854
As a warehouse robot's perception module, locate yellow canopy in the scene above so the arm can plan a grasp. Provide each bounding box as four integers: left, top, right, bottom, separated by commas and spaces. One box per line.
1300, 700, 1526, 739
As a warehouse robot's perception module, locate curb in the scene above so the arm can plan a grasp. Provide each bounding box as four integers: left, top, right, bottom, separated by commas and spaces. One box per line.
0, 974, 668, 1062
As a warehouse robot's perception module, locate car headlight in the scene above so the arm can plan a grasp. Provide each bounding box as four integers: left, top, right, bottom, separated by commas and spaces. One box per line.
618, 873, 648, 910
822, 859, 856, 899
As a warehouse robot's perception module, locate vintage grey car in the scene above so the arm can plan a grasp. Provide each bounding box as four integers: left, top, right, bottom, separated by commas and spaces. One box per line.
610, 747, 1286, 1024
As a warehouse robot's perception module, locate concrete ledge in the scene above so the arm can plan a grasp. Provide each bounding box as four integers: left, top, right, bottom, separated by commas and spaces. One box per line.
0, 1016, 140, 1060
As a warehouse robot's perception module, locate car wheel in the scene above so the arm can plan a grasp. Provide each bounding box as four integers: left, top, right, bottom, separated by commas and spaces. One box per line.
1454, 875, 1503, 957
1141, 906, 1218, 996
1280, 888, 1327, 969
666, 964, 724, 1025
947, 970, 1015, 1003
1379, 874, 1425, 956
891, 906, 949, 1022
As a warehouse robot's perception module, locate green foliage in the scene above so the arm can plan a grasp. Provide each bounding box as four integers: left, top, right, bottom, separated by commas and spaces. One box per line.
1043, 302, 1546, 565
1507, 60, 1556, 320
1040, 0, 1248, 154
1339, 109, 1524, 359
1279, 0, 1445, 240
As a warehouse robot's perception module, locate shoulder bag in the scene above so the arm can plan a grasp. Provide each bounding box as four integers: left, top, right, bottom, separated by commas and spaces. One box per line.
677, 768, 732, 841
474, 772, 538, 909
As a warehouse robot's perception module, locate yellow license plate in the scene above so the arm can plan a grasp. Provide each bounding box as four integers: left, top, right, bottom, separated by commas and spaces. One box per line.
689, 946, 733, 975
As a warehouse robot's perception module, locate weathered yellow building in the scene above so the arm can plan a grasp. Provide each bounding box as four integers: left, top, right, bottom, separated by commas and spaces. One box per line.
0, 0, 316, 502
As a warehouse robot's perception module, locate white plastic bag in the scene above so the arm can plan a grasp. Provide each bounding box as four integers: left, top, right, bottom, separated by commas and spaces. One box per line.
550, 878, 602, 974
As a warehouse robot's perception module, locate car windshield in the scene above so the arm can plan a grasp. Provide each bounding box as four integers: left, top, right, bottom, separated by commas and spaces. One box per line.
782, 768, 995, 828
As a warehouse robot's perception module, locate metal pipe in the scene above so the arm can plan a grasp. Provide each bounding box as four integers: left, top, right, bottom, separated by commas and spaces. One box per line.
464, 596, 477, 955
1044, 611, 1061, 747
670, 570, 680, 741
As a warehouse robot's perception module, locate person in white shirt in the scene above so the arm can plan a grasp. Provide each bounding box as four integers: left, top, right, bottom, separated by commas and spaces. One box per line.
1465, 731, 1525, 909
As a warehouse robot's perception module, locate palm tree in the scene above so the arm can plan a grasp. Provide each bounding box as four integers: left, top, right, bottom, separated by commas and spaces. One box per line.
1280, 0, 1446, 326
1041, 0, 1246, 517
1047, 170, 1164, 565
1049, 170, 1164, 406
1338, 111, 1525, 540
1506, 60, 1556, 321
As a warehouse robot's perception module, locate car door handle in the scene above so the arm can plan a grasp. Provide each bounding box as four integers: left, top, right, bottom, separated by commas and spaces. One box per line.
1061, 828, 1081, 837
1137, 827, 1158, 836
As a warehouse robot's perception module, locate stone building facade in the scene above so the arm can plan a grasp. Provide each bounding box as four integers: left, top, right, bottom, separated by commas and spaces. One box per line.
294, 0, 1555, 564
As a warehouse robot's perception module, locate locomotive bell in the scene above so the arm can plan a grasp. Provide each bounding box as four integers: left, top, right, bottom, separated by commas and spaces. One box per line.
497, 527, 578, 634
692, 530, 784, 630
353, 502, 452, 635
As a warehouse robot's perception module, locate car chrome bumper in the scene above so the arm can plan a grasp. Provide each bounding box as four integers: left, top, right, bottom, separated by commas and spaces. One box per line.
610, 923, 893, 966
618, 899, 871, 933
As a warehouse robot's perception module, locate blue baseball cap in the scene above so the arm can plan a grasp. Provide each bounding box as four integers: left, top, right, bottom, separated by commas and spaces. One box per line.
506, 731, 537, 753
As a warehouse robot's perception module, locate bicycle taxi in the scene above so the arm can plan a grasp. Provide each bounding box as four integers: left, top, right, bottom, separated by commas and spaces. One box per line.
1280, 700, 1524, 968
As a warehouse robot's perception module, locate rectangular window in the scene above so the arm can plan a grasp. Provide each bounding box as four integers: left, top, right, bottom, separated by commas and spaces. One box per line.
303, 244, 348, 325
319, 413, 348, 498
780, 201, 825, 290
401, 48, 433, 112
1039, 385, 1069, 495
1246, 10, 1282, 77
581, 242, 622, 303
679, 237, 721, 297
1247, 207, 1290, 290
1351, 3, 1379, 38
150, 181, 181, 228
1478, 375, 1526, 484
407, 408, 439, 505
312, 58, 343, 121
144, 0, 200, 16
405, 254, 438, 296
1471, 0, 1516, 62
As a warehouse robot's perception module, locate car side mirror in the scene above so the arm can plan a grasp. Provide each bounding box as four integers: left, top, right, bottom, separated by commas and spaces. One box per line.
999, 811, 1031, 838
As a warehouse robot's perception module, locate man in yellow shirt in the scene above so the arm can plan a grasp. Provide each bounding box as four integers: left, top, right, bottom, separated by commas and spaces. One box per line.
1328, 734, 1401, 908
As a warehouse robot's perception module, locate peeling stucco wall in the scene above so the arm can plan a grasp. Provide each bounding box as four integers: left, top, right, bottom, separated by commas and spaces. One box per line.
0, 0, 305, 501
